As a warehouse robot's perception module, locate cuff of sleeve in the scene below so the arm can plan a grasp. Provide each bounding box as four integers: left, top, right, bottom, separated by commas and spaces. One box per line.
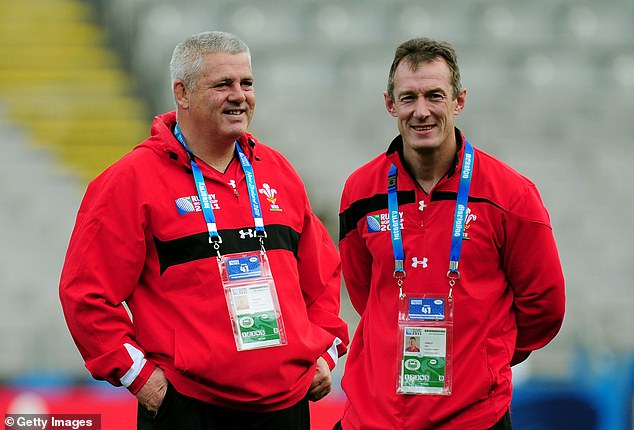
126, 360, 156, 395
321, 352, 336, 371
322, 337, 344, 371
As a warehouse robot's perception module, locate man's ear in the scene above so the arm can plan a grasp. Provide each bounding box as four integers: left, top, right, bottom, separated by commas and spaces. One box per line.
384, 92, 397, 117
174, 81, 189, 109
453, 87, 467, 116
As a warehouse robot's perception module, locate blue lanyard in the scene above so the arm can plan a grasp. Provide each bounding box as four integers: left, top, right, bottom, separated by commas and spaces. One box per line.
173, 124, 267, 253
448, 140, 474, 281
387, 165, 405, 279
235, 143, 266, 237
387, 140, 474, 293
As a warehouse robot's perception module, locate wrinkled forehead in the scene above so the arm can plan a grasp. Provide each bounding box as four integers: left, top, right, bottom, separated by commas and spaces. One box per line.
198, 52, 253, 78
392, 59, 453, 91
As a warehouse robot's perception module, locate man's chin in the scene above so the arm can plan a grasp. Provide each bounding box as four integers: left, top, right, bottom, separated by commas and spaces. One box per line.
407, 140, 440, 152
222, 129, 248, 143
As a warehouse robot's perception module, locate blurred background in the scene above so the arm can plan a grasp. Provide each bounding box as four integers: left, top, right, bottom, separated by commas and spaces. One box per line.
1, 0, 633, 428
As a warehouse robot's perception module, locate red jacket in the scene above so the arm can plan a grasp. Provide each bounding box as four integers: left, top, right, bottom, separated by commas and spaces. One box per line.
59, 111, 348, 411
338, 131, 565, 429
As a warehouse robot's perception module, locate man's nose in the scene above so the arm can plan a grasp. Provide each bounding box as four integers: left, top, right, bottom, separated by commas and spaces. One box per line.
228, 83, 246, 102
413, 98, 430, 117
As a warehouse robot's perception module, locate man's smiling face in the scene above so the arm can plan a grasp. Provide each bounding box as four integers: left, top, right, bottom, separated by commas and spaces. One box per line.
385, 58, 465, 156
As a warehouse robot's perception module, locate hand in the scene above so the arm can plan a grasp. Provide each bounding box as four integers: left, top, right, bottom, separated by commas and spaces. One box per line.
308, 356, 332, 402
135, 367, 168, 413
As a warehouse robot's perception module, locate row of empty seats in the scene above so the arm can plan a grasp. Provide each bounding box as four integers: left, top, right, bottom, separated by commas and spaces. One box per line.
88, 0, 634, 377
0, 108, 85, 376
0, 0, 151, 377
0, 0, 150, 182
0, 0, 632, 381
94, 0, 634, 49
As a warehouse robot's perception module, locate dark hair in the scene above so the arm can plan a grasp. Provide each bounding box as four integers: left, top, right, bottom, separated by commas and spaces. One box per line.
387, 38, 462, 100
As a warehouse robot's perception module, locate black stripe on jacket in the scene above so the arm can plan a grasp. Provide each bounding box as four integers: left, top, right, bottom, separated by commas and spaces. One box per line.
339, 191, 500, 241
339, 191, 416, 241
154, 224, 300, 274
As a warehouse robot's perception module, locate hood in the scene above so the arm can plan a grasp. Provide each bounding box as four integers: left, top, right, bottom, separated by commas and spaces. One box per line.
136, 111, 258, 168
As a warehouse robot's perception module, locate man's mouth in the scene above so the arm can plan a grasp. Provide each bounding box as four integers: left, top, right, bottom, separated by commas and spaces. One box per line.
411, 124, 434, 131
224, 109, 246, 116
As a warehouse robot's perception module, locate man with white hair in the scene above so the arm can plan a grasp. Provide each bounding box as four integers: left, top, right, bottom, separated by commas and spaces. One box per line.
60, 31, 348, 430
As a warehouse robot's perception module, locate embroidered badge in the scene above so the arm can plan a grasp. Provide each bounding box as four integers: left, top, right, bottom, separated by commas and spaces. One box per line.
367, 212, 404, 233
175, 194, 220, 216
258, 183, 283, 212
239, 228, 256, 239
463, 208, 477, 240
411, 257, 428, 268
175, 196, 200, 215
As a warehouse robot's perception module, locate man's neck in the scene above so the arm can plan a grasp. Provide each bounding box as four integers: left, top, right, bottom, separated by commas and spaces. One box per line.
177, 122, 238, 173
402, 141, 457, 194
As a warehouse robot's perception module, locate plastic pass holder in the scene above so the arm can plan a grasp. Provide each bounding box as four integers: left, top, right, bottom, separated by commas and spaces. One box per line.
217, 251, 287, 351
397, 293, 454, 395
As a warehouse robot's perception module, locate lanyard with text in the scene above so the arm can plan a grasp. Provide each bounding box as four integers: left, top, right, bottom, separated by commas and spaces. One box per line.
174, 124, 285, 352
173, 124, 267, 256
388, 140, 474, 297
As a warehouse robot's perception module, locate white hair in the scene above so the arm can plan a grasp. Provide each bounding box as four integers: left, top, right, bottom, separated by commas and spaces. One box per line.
170, 31, 251, 91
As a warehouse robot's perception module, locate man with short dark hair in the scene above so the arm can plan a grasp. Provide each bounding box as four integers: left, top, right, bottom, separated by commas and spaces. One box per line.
335, 37, 565, 430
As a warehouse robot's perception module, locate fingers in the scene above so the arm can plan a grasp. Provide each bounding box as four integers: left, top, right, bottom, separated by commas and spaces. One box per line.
309, 380, 332, 401
309, 356, 333, 401
309, 370, 332, 402
136, 367, 168, 412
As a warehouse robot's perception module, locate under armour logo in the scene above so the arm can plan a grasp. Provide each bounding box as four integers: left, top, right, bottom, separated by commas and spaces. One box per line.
419, 201, 427, 211
239, 229, 255, 239
411, 257, 428, 268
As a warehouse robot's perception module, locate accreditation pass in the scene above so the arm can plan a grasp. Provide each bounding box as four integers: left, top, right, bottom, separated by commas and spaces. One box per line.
400, 327, 447, 394
230, 283, 282, 350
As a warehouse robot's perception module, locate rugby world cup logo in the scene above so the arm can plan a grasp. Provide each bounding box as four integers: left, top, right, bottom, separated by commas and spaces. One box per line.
258, 183, 283, 212
175, 196, 201, 215
367, 215, 382, 232
367, 212, 404, 233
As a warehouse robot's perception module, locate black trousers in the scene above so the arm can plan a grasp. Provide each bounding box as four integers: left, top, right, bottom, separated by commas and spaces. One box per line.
332, 409, 512, 430
138, 383, 310, 430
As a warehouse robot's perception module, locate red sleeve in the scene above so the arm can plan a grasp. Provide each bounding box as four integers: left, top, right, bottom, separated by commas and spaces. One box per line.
503, 184, 566, 365
297, 205, 349, 366
338, 181, 373, 317
59, 166, 153, 393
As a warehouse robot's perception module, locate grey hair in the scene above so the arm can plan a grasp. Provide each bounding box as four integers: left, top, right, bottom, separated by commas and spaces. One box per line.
170, 31, 251, 91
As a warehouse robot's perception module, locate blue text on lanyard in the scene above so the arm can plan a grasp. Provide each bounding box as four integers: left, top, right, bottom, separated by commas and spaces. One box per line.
387, 165, 405, 279
236, 144, 266, 237
448, 141, 474, 280
173, 124, 267, 249
387, 140, 474, 286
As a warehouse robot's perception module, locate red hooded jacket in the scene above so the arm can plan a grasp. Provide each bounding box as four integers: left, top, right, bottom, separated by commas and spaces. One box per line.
60, 111, 348, 411
338, 131, 565, 429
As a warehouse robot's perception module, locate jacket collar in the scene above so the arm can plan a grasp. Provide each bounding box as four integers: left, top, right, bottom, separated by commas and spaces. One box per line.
386, 127, 465, 180
147, 111, 260, 168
